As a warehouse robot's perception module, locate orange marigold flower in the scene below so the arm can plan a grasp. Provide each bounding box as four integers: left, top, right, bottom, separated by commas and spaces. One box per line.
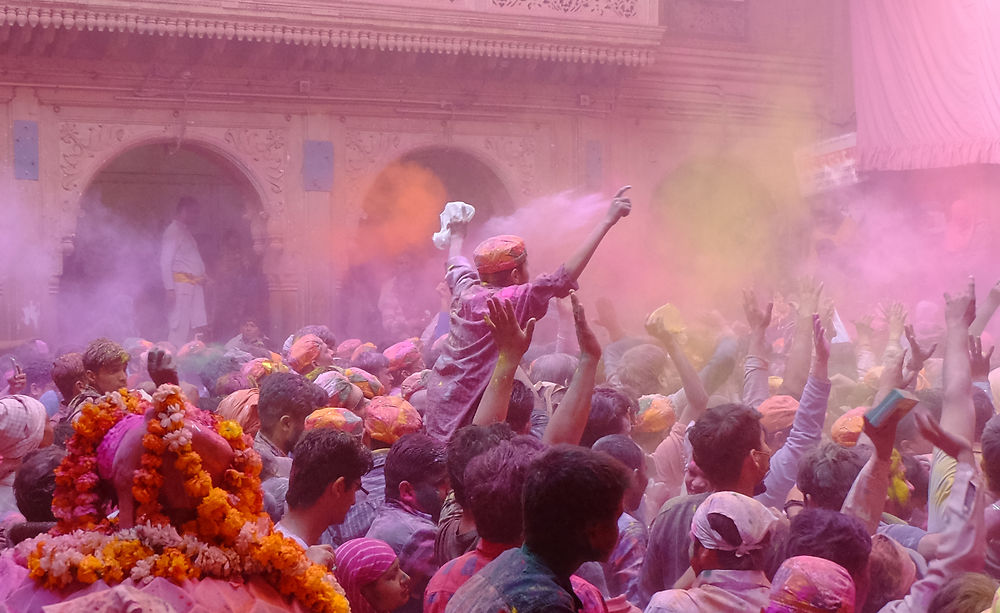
76, 554, 102, 584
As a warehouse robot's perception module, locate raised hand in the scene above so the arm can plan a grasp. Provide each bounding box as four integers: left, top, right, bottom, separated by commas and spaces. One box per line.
969, 335, 995, 382
485, 297, 535, 361
6, 359, 26, 395
944, 278, 976, 329
880, 301, 907, 340
605, 185, 632, 225
812, 314, 830, 364
793, 278, 824, 319
904, 324, 937, 375
572, 292, 602, 359
876, 350, 916, 400
854, 314, 874, 346
147, 348, 180, 387
916, 412, 974, 463
742, 289, 773, 334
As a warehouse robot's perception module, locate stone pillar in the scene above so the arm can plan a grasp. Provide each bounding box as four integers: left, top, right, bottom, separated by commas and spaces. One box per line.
3, 87, 49, 343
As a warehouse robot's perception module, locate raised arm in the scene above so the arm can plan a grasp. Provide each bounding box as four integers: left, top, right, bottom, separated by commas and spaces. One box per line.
840, 352, 909, 534
447, 219, 467, 261
941, 279, 976, 447
562, 186, 632, 281
756, 315, 831, 509
880, 413, 983, 612
971, 280, 1000, 336
742, 289, 773, 410
473, 297, 536, 426
778, 280, 823, 399
646, 311, 708, 425
543, 293, 600, 446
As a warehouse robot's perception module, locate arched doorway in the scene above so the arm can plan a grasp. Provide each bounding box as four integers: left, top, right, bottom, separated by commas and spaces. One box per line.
58, 143, 268, 346
337, 146, 514, 344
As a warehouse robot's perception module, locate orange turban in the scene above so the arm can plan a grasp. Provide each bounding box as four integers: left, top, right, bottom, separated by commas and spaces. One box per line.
288, 334, 324, 374
758, 395, 799, 434
216, 388, 261, 438
473, 235, 527, 274
350, 342, 378, 364
364, 396, 422, 444
635, 394, 677, 434
337, 339, 363, 361
831, 406, 867, 447
305, 407, 365, 436
384, 339, 423, 373
344, 367, 385, 399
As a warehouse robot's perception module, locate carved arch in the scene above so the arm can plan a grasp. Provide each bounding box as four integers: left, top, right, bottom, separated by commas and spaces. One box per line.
53, 122, 291, 268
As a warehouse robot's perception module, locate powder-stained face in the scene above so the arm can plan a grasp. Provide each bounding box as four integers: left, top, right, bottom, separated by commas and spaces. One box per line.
91, 363, 128, 394
362, 559, 411, 611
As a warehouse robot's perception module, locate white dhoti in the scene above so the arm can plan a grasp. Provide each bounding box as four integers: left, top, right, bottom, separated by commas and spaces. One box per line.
168, 280, 207, 348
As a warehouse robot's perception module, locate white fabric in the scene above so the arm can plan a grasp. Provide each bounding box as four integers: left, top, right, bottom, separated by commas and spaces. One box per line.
0, 395, 46, 463
432, 201, 476, 249
851, 0, 1000, 170
160, 220, 206, 291
690, 492, 777, 557
167, 283, 207, 349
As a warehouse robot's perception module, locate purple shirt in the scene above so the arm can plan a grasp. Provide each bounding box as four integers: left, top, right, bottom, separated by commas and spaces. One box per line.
424, 257, 577, 441
366, 499, 438, 613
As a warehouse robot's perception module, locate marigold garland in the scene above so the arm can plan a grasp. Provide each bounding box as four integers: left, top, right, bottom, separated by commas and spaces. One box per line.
51, 388, 149, 533
24, 385, 349, 613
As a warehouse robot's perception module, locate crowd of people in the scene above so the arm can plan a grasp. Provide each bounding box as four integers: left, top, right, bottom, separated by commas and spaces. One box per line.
1, 190, 999, 612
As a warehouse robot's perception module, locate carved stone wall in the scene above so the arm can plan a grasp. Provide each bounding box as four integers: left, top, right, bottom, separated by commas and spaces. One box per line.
53, 121, 290, 271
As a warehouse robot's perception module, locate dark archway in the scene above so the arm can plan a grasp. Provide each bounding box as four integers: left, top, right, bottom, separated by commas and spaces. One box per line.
336, 146, 515, 344
58, 143, 268, 345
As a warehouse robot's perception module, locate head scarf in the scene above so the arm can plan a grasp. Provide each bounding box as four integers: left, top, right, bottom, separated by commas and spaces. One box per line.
240, 358, 288, 388
216, 388, 261, 438
335, 538, 399, 613
305, 408, 365, 436
0, 395, 47, 465
338, 339, 363, 361
288, 334, 324, 374
759, 395, 799, 435
635, 394, 677, 434
383, 339, 423, 373
97, 412, 146, 480
350, 343, 378, 364
177, 339, 207, 360
344, 368, 385, 399
400, 369, 431, 401
314, 370, 365, 410
690, 491, 777, 557
766, 556, 855, 613
364, 396, 422, 445
473, 235, 527, 274
831, 407, 867, 447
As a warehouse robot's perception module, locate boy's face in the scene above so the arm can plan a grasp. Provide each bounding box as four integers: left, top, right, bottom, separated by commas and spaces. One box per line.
241, 321, 261, 341
89, 362, 128, 394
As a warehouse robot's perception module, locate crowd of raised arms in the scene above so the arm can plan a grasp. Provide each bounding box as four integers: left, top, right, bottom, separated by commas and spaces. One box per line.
1, 190, 999, 613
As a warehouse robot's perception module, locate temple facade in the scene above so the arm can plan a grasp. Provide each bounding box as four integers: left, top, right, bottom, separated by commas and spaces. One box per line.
0, 0, 850, 345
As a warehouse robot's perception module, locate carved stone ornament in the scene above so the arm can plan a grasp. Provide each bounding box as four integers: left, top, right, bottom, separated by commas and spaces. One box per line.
0, 4, 659, 66
223, 128, 288, 196
492, 0, 638, 19
59, 122, 128, 192
483, 135, 537, 197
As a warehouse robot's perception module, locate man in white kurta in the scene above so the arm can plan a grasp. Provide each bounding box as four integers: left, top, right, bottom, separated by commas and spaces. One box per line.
160, 197, 207, 348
